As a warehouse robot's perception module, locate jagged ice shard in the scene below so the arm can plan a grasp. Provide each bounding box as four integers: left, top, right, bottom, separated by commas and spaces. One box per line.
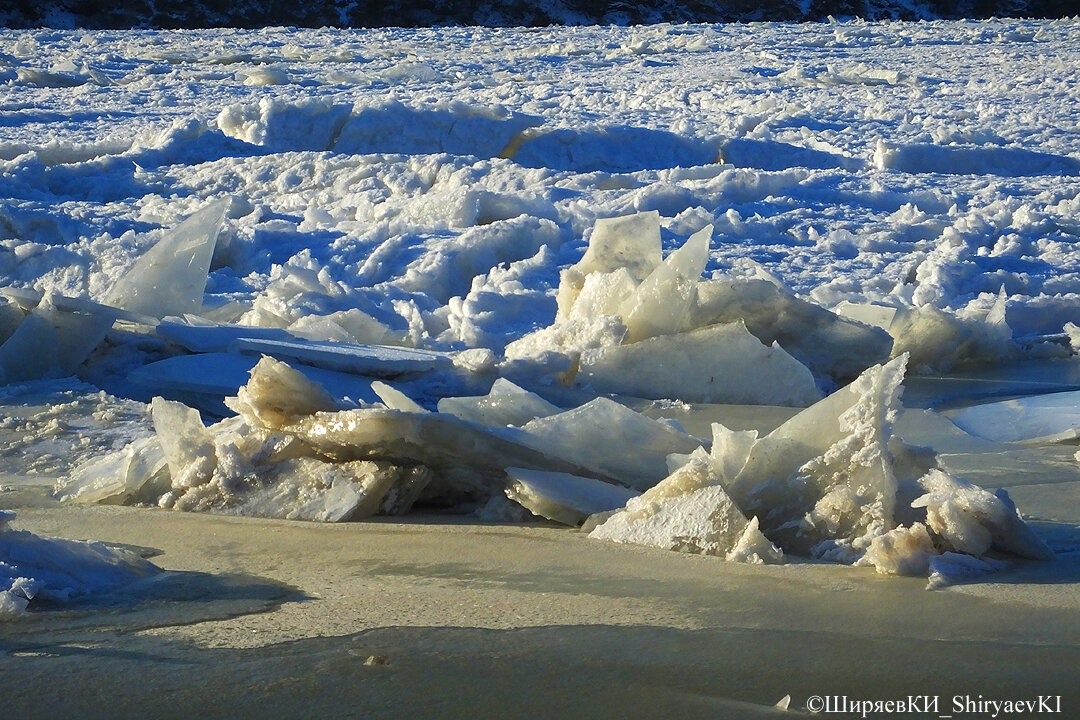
0, 294, 117, 383
104, 199, 230, 318
517, 397, 702, 490
589, 449, 784, 563
436, 378, 561, 427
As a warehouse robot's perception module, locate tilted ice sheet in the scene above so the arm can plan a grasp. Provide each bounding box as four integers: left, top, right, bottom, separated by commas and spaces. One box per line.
577, 321, 822, 406
1, 510, 160, 613
947, 390, 1080, 444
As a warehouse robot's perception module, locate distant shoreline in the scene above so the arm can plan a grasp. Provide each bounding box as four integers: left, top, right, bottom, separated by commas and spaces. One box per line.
2, 0, 1076, 31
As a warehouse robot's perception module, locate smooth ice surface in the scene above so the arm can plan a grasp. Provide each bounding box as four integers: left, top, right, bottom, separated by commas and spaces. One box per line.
577, 321, 822, 406
573, 212, 662, 283
129, 353, 380, 409
947, 390, 1080, 444
437, 378, 561, 427
519, 397, 702, 490
230, 337, 452, 377
104, 199, 229, 318
0, 510, 159, 613
156, 317, 298, 354
504, 467, 639, 527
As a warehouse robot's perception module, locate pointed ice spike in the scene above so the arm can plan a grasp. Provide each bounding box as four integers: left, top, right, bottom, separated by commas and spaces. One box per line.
724, 354, 909, 540
619, 223, 712, 342
370, 380, 428, 413
105, 199, 230, 318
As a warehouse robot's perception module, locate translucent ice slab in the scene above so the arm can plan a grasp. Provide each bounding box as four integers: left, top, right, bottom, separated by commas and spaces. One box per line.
504, 467, 639, 526
105, 199, 229, 318
946, 390, 1080, 444
518, 397, 702, 490
230, 337, 452, 377
437, 378, 561, 427
577, 321, 822, 406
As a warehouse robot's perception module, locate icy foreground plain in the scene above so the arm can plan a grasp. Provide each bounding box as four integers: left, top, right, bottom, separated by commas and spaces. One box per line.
1, 17, 1080, 635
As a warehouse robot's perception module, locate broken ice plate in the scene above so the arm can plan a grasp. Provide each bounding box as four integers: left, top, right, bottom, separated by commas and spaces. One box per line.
229, 337, 453, 377
129, 352, 380, 406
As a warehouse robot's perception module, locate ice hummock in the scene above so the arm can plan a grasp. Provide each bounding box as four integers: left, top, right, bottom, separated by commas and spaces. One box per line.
65, 357, 661, 518
588, 353, 1053, 582
56, 347, 1055, 586
1, 510, 160, 613
506, 211, 892, 400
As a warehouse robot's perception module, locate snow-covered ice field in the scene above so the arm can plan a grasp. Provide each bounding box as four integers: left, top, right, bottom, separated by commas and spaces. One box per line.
3, 18, 1080, 717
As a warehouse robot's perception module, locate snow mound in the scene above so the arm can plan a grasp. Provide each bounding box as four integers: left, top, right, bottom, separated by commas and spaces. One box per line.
874, 140, 1080, 177
215, 98, 719, 172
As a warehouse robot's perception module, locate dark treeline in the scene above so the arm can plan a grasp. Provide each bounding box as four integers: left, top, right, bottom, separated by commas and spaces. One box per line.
1, 0, 1075, 29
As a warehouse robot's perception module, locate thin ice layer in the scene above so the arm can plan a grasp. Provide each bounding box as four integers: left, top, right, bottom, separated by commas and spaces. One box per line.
437, 378, 561, 427
105, 199, 230, 318
1, 510, 160, 613
577, 321, 822, 406
948, 390, 1080, 444
504, 467, 640, 526
230, 337, 452, 377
